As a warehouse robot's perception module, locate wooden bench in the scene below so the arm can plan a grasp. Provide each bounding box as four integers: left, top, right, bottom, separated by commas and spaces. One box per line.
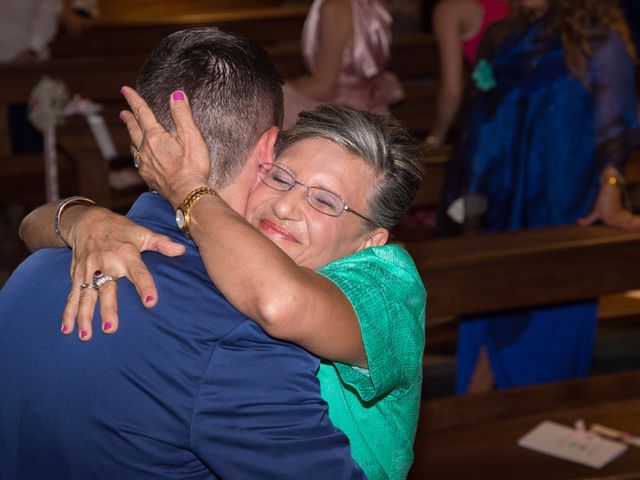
0, 32, 437, 208
404, 224, 640, 320
50, 5, 311, 58
0, 56, 139, 207
409, 370, 640, 479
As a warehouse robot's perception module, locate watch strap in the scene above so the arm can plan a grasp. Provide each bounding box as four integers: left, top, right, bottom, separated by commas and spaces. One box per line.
177, 186, 217, 238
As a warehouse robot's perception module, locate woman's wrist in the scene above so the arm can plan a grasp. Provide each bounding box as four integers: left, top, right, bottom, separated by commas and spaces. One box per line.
164, 177, 210, 209
54, 196, 96, 247
64, 205, 111, 249
600, 167, 624, 188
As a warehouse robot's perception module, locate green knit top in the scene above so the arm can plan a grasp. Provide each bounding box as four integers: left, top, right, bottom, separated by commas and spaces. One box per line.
317, 244, 426, 479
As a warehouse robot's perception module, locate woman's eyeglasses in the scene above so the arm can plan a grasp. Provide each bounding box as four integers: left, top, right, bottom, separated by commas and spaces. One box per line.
258, 163, 375, 225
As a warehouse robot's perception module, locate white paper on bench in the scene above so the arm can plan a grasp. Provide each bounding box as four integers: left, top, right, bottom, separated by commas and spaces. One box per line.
518, 420, 628, 469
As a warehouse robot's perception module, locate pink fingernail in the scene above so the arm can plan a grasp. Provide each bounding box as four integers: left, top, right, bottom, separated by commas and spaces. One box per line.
80, 330, 88, 338
120, 86, 126, 95
145, 295, 154, 303
61, 324, 68, 333
119, 111, 125, 121
172, 90, 185, 101
104, 322, 113, 331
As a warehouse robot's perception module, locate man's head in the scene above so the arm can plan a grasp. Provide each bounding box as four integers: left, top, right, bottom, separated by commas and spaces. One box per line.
136, 27, 283, 189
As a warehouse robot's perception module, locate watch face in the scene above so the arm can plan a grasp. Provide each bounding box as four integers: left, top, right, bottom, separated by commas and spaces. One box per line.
176, 209, 185, 229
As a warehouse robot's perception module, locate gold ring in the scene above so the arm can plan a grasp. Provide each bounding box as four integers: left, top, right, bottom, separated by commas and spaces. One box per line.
133, 150, 141, 168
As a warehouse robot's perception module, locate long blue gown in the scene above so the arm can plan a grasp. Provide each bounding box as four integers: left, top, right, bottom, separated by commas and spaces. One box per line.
447, 20, 640, 394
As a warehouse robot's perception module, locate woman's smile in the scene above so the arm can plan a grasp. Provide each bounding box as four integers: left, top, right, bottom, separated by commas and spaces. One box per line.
259, 219, 300, 243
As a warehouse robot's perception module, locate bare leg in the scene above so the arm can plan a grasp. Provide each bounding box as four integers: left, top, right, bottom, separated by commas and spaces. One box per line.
466, 345, 495, 394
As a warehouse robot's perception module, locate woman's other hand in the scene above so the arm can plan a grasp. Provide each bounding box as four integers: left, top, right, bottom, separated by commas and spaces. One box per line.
120, 86, 211, 208
62, 206, 185, 340
577, 170, 640, 231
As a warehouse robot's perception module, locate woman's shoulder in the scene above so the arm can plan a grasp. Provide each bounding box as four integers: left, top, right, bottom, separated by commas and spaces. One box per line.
320, 0, 352, 17
432, 0, 483, 28
324, 243, 418, 274
319, 244, 426, 301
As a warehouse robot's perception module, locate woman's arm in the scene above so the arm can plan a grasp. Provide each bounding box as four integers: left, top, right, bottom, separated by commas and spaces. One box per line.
122, 86, 368, 367
19, 198, 186, 339
430, 0, 466, 144
289, 0, 353, 101
577, 31, 640, 231
190, 195, 368, 367
577, 166, 640, 230
429, 0, 479, 145
20, 202, 69, 250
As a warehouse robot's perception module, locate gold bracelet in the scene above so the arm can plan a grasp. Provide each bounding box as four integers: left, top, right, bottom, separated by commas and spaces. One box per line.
600, 169, 632, 210
53, 196, 96, 247
600, 170, 625, 187
175, 186, 218, 238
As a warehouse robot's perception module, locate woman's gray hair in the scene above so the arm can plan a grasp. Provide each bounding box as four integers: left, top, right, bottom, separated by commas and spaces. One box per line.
275, 105, 424, 230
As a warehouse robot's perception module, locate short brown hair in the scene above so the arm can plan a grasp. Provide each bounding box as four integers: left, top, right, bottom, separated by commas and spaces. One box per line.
137, 27, 284, 188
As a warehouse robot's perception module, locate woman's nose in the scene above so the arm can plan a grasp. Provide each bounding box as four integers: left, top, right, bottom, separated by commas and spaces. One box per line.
272, 186, 306, 220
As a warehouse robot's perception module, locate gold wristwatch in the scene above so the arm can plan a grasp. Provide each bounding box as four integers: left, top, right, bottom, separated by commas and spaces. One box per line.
175, 186, 217, 238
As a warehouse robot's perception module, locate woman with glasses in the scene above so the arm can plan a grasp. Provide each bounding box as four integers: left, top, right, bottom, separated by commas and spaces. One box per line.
20, 98, 425, 480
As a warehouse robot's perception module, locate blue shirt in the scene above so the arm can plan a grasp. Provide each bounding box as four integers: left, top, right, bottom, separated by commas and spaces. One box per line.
0, 192, 364, 480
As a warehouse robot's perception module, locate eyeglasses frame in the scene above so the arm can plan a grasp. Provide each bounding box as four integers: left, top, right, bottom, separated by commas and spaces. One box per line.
257, 162, 376, 225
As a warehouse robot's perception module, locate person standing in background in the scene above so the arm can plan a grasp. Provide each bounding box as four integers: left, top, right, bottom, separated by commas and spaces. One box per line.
426, 0, 509, 148
0, 0, 98, 62
283, 0, 404, 128
441, 0, 639, 395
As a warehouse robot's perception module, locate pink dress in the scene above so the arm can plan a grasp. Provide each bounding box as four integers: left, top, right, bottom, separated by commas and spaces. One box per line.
461, 0, 509, 64
283, 0, 404, 128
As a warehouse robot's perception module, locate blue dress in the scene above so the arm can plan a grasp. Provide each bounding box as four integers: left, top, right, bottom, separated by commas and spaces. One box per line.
446, 20, 640, 394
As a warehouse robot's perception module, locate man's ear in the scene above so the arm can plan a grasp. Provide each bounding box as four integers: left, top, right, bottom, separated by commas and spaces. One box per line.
257, 126, 279, 164
358, 227, 389, 251
249, 126, 279, 188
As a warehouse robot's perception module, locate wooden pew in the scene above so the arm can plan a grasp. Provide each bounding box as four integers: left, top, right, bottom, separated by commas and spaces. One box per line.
0, 32, 436, 207
50, 6, 311, 59
409, 370, 640, 479
404, 224, 640, 319
0, 57, 138, 207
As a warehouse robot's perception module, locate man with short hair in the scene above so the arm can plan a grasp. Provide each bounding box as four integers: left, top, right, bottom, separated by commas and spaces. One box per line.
0, 27, 364, 479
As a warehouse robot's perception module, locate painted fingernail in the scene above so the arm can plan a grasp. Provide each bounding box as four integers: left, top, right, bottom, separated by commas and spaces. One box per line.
120, 86, 126, 95
172, 90, 185, 101
119, 111, 125, 121
61, 324, 68, 333
104, 322, 113, 331
80, 330, 88, 338
145, 295, 154, 303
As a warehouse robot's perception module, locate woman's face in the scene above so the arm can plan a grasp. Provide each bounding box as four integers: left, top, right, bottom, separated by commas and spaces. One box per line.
245, 137, 383, 270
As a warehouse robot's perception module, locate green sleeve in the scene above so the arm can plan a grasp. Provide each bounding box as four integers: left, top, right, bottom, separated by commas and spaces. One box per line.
318, 244, 426, 402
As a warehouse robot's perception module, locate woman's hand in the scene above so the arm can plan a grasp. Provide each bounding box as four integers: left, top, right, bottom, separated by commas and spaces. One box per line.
62, 206, 185, 340
577, 176, 640, 231
120, 86, 212, 208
